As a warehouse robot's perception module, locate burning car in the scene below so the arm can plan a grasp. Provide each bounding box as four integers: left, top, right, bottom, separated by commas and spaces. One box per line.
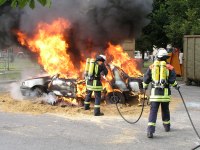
20, 64, 144, 106
17, 19, 145, 106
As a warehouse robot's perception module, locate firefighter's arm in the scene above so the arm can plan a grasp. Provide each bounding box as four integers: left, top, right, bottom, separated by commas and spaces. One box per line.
100, 64, 108, 81
143, 67, 152, 89
102, 63, 108, 76
168, 69, 180, 90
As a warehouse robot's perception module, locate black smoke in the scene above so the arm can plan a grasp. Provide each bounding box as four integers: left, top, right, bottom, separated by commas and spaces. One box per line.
0, 0, 152, 65
0, 2, 20, 49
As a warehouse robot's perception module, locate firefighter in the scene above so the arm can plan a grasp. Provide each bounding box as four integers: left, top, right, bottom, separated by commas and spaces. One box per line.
143, 48, 180, 138
84, 55, 108, 116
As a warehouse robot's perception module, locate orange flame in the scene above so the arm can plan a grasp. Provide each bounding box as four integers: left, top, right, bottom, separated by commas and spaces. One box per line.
17, 18, 79, 78
106, 43, 142, 77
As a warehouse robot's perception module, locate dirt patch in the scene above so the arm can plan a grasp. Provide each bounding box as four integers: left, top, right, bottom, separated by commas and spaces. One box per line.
0, 92, 181, 117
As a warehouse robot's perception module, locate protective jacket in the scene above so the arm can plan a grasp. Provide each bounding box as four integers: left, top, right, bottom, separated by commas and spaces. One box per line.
143, 61, 177, 102
86, 62, 108, 91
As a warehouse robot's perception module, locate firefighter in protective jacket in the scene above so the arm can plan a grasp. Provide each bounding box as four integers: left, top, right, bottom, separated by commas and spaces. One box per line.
84, 55, 108, 116
143, 48, 180, 138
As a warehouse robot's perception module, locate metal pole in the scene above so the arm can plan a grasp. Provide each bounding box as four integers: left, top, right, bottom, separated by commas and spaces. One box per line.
7, 49, 10, 70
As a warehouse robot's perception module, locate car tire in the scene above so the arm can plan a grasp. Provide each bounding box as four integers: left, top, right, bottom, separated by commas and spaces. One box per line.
106, 91, 125, 104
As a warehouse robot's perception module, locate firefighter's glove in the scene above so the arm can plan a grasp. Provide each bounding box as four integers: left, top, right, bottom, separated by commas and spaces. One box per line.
174, 84, 180, 90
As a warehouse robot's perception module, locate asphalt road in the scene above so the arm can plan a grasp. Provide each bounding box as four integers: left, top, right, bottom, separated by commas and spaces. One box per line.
0, 85, 200, 150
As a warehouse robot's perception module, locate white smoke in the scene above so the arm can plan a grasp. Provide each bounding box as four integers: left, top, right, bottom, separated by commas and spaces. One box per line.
9, 82, 23, 100
41, 92, 57, 105
9, 68, 46, 100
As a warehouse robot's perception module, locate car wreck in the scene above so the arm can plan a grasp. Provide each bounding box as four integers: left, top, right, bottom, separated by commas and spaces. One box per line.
20, 64, 145, 106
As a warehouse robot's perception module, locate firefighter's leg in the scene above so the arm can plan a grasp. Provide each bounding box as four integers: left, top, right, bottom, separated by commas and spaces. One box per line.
147, 102, 160, 134
94, 91, 104, 116
161, 102, 170, 132
84, 90, 92, 110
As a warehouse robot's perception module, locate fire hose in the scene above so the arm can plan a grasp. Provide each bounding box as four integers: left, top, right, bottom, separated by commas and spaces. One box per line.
108, 80, 147, 124
115, 91, 146, 124
109, 80, 200, 149
178, 89, 200, 150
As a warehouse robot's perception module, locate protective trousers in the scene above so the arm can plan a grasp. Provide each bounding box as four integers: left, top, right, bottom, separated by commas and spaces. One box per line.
84, 90, 101, 115
148, 102, 170, 133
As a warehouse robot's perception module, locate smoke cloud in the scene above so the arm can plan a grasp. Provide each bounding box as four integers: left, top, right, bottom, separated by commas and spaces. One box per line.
0, 0, 152, 62
0, 3, 20, 49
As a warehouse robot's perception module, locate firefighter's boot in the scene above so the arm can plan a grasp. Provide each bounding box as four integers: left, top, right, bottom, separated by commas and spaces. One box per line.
94, 107, 104, 116
163, 125, 170, 132
147, 132, 153, 138
84, 102, 90, 110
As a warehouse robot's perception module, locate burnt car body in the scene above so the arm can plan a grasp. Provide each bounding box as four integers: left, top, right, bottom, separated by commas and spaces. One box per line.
20, 65, 144, 105
48, 77, 77, 98
20, 75, 77, 98
105, 65, 144, 104
20, 75, 51, 97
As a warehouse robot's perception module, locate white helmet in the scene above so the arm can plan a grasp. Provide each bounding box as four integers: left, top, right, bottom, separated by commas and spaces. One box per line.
157, 48, 168, 58
99, 54, 106, 61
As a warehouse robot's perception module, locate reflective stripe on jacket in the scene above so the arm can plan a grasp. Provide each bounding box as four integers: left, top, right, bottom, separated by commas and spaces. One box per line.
150, 88, 171, 102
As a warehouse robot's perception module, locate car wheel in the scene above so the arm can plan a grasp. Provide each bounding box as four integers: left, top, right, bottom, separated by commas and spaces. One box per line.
32, 87, 44, 97
106, 91, 125, 104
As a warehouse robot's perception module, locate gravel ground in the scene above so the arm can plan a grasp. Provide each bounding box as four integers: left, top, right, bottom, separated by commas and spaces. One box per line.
0, 84, 199, 150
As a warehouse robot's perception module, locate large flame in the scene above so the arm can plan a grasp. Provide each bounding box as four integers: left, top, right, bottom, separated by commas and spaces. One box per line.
17, 18, 79, 78
16, 17, 142, 103
106, 43, 142, 77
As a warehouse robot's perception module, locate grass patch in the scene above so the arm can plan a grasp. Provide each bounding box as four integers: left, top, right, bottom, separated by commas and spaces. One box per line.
0, 72, 21, 80
0, 57, 40, 81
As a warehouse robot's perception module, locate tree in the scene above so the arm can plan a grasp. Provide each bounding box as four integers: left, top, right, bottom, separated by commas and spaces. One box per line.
164, 0, 188, 48
0, 0, 51, 9
136, 0, 169, 52
136, 0, 200, 52
184, 0, 200, 35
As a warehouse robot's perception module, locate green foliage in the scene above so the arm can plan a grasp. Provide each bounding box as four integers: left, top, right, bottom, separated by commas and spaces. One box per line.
136, 0, 169, 51
0, 0, 6, 5
164, 0, 188, 47
38, 0, 46, 6
0, 0, 51, 8
136, 0, 200, 51
29, 0, 35, 9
